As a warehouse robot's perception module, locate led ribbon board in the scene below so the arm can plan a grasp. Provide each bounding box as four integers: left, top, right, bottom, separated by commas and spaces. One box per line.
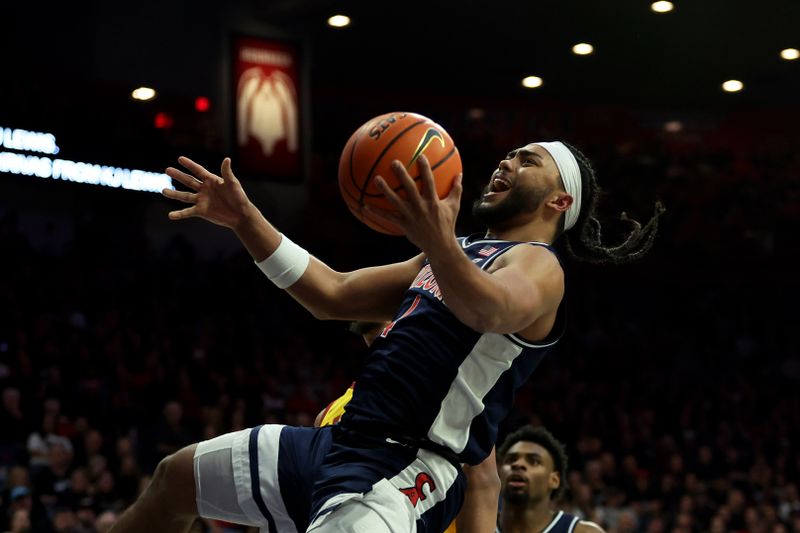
0, 126, 173, 193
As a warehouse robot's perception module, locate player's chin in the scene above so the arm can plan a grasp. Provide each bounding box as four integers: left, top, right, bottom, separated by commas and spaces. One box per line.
504, 488, 529, 504
474, 194, 503, 212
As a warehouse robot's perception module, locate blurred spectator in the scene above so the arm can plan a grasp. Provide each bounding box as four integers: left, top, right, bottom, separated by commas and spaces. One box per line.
0, 105, 797, 532
31, 442, 72, 512
26, 413, 73, 477
5, 507, 30, 533
0, 389, 27, 465
94, 511, 117, 533
152, 402, 192, 460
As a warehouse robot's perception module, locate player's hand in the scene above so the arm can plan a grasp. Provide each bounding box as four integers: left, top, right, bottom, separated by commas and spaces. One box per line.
368, 154, 463, 252
162, 157, 255, 229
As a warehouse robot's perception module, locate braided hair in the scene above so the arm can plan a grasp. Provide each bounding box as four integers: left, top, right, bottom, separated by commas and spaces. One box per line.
558, 142, 665, 264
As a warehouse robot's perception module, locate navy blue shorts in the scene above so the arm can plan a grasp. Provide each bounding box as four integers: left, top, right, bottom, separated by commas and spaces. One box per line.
193, 424, 466, 533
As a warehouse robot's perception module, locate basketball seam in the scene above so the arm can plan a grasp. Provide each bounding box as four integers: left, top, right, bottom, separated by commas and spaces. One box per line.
357, 119, 427, 206
361, 147, 458, 198
339, 184, 400, 234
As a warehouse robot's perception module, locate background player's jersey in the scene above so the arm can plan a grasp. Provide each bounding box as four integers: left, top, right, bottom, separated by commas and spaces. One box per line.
341, 234, 565, 465
318, 382, 354, 427
496, 510, 580, 533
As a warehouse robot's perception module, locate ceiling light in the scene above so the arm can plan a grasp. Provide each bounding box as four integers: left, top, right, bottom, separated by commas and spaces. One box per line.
572, 43, 594, 56
522, 76, 543, 88
132, 87, 156, 101
780, 48, 799, 61
651, 1, 674, 13
722, 80, 744, 93
327, 15, 351, 28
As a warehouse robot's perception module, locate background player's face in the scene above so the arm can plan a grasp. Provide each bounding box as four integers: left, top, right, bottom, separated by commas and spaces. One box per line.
499, 441, 560, 505
472, 143, 562, 229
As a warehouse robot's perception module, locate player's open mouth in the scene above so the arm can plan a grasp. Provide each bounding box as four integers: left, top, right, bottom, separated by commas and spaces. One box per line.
507, 474, 527, 487
491, 175, 512, 192
483, 174, 512, 199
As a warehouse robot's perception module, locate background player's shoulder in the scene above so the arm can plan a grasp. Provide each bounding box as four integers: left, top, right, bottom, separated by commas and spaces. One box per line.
574, 519, 606, 533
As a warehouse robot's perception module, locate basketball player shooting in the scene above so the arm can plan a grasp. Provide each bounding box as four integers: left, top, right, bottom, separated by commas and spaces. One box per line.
111, 142, 662, 533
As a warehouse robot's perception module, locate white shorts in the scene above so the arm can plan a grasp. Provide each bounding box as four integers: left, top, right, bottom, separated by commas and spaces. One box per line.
193, 424, 464, 533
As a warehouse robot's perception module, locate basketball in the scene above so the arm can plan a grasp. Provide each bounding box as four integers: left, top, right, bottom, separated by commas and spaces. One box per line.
338, 112, 462, 235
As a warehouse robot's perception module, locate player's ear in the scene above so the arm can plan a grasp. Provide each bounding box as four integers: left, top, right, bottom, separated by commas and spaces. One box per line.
549, 471, 561, 492
546, 192, 573, 214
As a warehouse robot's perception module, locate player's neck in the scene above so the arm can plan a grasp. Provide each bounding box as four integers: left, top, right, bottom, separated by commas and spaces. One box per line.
499, 498, 555, 533
485, 220, 555, 244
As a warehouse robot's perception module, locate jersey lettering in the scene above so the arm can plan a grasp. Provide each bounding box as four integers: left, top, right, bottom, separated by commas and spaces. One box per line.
410, 264, 443, 301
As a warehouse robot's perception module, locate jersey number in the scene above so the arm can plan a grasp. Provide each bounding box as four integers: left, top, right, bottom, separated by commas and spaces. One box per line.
380, 295, 421, 338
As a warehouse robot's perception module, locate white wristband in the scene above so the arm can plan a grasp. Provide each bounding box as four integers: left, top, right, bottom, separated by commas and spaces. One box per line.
255, 234, 310, 289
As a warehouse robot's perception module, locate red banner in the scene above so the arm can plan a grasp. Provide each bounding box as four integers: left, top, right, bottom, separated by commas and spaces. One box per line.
233, 37, 301, 180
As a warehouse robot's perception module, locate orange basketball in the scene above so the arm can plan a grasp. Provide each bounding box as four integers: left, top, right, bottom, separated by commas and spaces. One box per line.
338, 112, 462, 235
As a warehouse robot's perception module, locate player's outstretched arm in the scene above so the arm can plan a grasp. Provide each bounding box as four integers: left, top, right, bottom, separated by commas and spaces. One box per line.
456, 447, 501, 533
288, 255, 424, 322
163, 157, 421, 322
370, 156, 563, 334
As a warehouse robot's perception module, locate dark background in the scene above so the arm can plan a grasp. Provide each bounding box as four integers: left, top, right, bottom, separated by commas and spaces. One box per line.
1, 1, 798, 532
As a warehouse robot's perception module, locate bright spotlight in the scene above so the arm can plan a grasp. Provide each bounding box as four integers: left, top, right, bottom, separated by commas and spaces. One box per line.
664, 121, 683, 133
722, 80, 744, 93
780, 48, 799, 61
651, 1, 674, 13
572, 43, 594, 56
132, 87, 156, 101
327, 15, 351, 28
522, 76, 543, 88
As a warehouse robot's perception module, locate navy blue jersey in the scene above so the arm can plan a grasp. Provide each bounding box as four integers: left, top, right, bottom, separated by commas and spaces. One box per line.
341, 234, 565, 465
497, 510, 581, 533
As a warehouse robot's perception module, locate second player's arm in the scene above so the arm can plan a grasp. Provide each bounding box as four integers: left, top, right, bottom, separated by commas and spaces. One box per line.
456, 448, 501, 533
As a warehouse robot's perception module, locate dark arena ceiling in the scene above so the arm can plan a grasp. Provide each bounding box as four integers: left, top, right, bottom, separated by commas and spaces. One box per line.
2, 0, 799, 169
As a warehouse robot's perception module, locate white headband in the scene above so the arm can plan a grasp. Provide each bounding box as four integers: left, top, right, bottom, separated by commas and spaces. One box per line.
536, 141, 582, 231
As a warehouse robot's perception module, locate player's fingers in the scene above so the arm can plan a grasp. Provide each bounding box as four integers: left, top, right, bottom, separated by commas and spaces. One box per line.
162, 188, 197, 204
445, 174, 463, 206
220, 157, 239, 184
167, 206, 197, 220
375, 176, 413, 218
178, 156, 221, 183
391, 160, 422, 206
416, 155, 438, 203
166, 167, 203, 190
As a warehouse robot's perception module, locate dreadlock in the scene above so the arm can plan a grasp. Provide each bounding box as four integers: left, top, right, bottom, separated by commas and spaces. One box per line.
498, 425, 569, 500
557, 142, 666, 264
